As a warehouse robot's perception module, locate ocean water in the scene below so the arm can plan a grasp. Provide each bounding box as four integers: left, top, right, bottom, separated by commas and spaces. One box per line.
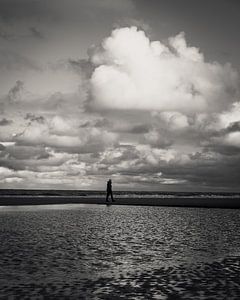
1, 189, 240, 198
0, 204, 240, 299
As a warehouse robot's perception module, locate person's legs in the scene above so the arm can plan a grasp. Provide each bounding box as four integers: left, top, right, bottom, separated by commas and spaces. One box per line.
106, 192, 109, 202
110, 191, 114, 202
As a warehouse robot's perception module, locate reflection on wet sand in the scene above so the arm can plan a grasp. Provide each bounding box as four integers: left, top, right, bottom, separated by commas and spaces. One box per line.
1, 205, 240, 299
1, 257, 240, 299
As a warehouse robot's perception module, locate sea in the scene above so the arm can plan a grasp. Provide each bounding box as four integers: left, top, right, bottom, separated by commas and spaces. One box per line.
1, 202, 240, 299
1, 189, 240, 198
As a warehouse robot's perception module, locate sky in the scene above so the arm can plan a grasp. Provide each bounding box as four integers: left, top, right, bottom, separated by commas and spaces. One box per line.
0, 0, 240, 191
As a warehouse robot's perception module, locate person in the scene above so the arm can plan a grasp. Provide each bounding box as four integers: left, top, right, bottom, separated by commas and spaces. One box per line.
106, 179, 114, 202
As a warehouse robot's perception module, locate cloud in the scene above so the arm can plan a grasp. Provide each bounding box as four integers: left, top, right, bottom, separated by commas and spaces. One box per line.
218, 102, 240, 128
7, 80, 24, 102
193, 103, 240, 152
13, 114, 118, 154
0, 24, 240, 190
144, 129, 173, 148
111, 121, 151, 134
89, 27, 239, 113
0, 50, 40, 71
29, 27, 44, 39
0, 118, 12, 126
0, 166, 13, 177
7, 80, 24, 103
68, 59, 94, 79
225, 121, 240, 133
154, 111, 189, 130
1, 145, 50, 161
25, 113, 45, 124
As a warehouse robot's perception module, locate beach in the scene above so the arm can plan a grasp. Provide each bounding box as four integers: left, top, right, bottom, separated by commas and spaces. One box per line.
1, 257, 240, 299
1, 204, 240, 299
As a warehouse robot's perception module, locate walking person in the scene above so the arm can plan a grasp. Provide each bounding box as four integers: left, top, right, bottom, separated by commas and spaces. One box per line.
106, 179, 115, 202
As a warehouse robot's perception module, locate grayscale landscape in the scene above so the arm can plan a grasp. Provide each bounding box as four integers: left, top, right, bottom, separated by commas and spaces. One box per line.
0, 0, 240, 298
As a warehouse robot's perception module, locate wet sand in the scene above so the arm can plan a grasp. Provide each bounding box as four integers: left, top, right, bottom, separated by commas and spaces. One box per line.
1, 205, 240, 299
0, 195, 240, 208
1, 257, 240, 299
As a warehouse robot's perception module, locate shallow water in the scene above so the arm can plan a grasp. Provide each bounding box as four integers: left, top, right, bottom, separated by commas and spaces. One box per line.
1, 204, 240, 299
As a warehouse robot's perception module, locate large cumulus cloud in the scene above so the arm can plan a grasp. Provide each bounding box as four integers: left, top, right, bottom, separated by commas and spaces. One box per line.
90, 27, 239, 113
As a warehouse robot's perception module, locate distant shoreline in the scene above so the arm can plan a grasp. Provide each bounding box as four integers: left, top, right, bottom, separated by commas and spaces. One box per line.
0, 196, 240, 208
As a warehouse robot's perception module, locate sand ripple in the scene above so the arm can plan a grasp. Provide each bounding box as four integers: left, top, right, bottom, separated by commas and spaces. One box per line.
1, 205, 240, 299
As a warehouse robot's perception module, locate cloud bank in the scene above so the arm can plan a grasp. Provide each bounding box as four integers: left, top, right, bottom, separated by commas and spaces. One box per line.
0, 26, 240, 190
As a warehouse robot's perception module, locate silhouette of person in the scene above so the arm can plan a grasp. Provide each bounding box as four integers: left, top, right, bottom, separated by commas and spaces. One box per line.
106, 179, 114, 202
